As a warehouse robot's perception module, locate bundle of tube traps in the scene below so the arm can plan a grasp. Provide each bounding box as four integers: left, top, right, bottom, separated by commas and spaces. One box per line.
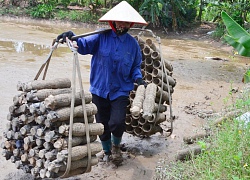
126, 36, 176, 137
1, 78, 104, 178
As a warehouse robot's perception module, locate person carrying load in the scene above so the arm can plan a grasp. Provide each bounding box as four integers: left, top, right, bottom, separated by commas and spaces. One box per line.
56, 1, 147, 165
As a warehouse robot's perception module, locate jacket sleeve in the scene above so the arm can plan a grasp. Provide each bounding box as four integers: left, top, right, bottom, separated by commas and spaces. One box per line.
76, 34, 100, 55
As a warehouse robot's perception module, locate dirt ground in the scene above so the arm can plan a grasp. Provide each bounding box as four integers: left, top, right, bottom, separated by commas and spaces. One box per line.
0, 16, 249, 180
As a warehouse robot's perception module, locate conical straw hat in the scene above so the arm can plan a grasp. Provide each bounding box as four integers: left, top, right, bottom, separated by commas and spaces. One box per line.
99, 1, 147, 25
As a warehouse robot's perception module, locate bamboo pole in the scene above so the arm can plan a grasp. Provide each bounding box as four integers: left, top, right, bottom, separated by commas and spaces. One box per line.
54, 136, 97, 150
56, 142, 102, 162
58, 123, 104, 136
20, 78, 71, 92
175, 144, 210, 161
47, 104, 98, 122
26, 88, 72, 102
142, 83, 157, 120
48, 156, 98, 173
130, 85, 146, 117
44, 91, 92, 110
183, 131, 210, 144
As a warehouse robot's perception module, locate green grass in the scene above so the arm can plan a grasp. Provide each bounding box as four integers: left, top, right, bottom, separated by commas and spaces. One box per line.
154, 86, 250, 180
0, 6, 102, 24
54, 9, 99, 23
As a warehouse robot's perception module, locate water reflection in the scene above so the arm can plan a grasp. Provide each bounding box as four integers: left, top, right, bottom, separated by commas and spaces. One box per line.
0, 40, 72, 57
0, 40, 50, 54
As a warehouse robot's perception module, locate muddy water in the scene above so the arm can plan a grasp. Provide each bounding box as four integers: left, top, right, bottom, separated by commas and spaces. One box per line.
0, 17, 249, 180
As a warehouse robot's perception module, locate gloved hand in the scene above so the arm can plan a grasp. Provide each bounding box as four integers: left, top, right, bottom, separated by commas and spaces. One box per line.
136, 78, 147, 88
56, 31, 75, 43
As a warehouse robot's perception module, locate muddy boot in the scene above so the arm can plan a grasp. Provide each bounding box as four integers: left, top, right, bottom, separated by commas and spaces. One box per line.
111, 145, 123, 166
99, 139, 112, 163
98, 151, 113, 163
111, 135, 123, 166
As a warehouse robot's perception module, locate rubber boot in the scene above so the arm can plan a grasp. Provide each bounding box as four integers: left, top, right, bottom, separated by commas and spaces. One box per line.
100, 139, 112, 162
111, 134, 122, 146
111, 135, 123, 166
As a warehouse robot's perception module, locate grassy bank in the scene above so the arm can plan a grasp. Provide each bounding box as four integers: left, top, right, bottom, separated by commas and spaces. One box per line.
0, 5, 105, 24
154, 85, 250, 180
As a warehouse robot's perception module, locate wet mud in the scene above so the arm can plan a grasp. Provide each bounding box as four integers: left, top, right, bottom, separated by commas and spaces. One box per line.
0, 16, 249, 180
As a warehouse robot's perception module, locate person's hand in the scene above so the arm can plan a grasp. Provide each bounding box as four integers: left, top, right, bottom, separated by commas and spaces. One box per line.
56, 31, 75, 43
136, 78, 147, 88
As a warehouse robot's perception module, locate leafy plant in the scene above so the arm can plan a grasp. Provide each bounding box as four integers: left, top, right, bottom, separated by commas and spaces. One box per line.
61, 0, 71, 8
29, 3, 55, 18
242, 69, 250, 84
221, 11, 250, 57
221, 11, 250, 83
139, 0, 165, 27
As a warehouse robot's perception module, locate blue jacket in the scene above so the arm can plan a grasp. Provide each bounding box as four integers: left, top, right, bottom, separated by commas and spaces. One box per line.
76, 30, 142, 100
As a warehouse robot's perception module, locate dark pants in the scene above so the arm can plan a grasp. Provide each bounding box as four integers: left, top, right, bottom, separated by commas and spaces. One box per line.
92, 94, 129, 141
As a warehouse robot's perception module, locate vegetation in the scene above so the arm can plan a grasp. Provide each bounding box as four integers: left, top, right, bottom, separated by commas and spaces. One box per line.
0, 0, 249, 35
221, 11, 250, 83
154, 86, 250, 180
153, 11, 250, 180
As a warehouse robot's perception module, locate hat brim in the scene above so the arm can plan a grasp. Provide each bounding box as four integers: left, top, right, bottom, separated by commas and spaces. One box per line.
99, 1, 148, 25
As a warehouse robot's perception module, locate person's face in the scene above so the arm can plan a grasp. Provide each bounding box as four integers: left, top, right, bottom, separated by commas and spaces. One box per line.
114, 21, 131, 35
114, 21, 131, 30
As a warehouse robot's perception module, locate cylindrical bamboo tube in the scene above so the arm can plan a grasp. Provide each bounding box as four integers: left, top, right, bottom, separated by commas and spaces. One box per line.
13, 93, 27, 106
21, 78, 71, 92
145, 57, 153, 66
47, 103, 98, 122
134, 127, 144, 137
153, 77, 174, 92
143, 45, 153, 57
147, 113, 166, 124
153, 103, 167, 113
130, 85, 145, 117
58, 123, 104, 136
54, 136, 97, 150
156, 87, 171, 103
138, 117, 147, 125
56, 142, 102, 162
183, 131, 210, 144
153, 60, 161, 69
175, 144, 211, 161
131, 118, 139, 128
145, 65, 153, 74
139, 43, 146, 51
145, 38, 158, 52
151, 51, 161, 60
131, 114, 140, 120
44, 91, 92, 110
142, 83, 157, 120
153, 60, 174, 73
152, 67, 170, 77
164, 60, 174, 72
141, 123, 163, 136
125, 124, 134, 134
48, 156, 98, 173
145, 73, 153, 83
125, 115, 132, 125
134, 35, 145, 45
26, 88, 72, 101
